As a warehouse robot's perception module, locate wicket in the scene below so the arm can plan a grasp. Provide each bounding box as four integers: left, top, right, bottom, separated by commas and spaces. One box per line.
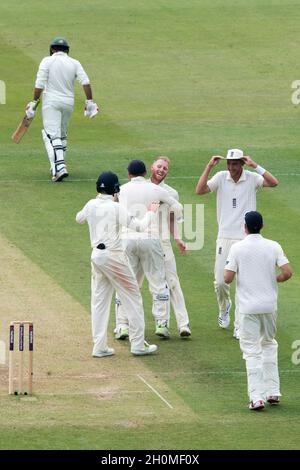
9, 321, 34, 395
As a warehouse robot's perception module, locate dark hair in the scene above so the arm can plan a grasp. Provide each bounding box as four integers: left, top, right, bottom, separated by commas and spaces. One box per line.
127, 160, 146, 176
245, 211, 263, 233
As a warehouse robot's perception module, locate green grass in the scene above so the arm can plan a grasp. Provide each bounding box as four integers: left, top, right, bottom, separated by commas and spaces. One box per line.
0, 0, 300, 450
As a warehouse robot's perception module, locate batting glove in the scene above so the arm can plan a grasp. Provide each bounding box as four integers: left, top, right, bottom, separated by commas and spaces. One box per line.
25, 101, 38, 119
84, 100, 99, 118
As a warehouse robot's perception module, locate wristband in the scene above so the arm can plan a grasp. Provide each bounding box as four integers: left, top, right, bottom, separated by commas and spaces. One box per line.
255, 165, 266, 175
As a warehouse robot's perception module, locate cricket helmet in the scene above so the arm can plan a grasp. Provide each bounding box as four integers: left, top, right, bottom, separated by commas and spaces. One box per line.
50, 37, 70, 54
96, 172, 120, 195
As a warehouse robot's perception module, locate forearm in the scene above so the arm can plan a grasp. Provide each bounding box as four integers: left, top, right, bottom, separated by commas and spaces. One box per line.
33, 88, 43, 101
262, 170, 278, 187
83, 84, 93, 100
224, 270, 235, 284
246, 159, 278, 187
195, 165, 212, 194
276, 263, 292, 282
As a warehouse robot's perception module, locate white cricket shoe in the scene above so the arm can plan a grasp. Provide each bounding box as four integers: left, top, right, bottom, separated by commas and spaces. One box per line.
115, 326, 129, 340
52, 167, 69, 182
249, 400, 265, 411
266, 395, 280, 405
155, 322, 170, 339
92, 347, 115, 358
179, 325, 191, 338
131, 343, 158, 356
218, 301, 231, 329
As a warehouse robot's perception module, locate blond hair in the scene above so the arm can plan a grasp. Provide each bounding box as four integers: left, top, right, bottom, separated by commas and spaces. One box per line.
152, 156, 170, 165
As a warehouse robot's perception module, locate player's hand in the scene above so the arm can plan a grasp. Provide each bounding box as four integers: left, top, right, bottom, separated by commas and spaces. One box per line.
25, 101, 37, 119
208, 155, 224, 168
149, 201, 160, 212
241, 156, 257, 168
84, 100, 99, 118
176, 239, 187, 255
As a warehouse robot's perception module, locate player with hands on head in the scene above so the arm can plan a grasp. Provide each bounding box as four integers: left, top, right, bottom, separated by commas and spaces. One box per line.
196, 148, 278, 339
28, 36, 99, 182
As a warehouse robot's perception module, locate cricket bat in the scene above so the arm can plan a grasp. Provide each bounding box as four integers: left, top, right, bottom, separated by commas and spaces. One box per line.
11, 99, 40, 144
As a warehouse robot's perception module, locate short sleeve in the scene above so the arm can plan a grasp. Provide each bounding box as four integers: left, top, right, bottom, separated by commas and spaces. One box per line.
225, 246, 238, 272
252, 172, 264, 189
207, 172, 222, 192
275, 243, 289, 267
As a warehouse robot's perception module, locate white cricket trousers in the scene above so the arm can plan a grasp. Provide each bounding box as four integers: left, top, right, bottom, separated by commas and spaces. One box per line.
214, 238, 240, 327
239, 312, 280, 403
162, 241, 190, 329
117, 238, 169, 327
91, 249, 146, 353
42, 94, 73, 175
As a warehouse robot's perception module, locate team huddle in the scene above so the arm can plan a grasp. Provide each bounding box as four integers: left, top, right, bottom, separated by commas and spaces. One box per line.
26, 37, 292, 411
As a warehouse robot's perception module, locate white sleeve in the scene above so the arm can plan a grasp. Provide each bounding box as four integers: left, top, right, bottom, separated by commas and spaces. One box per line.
76, 202, 90, 224
75, 60, 90, 85
155, 186, 183, 219
35, 57, 49, 89
275, 243, 289, 267
207, 172, 222, 192
225, 246, 238, 272
118, 205, 155, 231
252, 172, 264, 189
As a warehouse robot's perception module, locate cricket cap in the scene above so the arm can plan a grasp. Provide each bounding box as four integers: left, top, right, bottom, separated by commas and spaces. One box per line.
127, 160, 146, 176
245, 211, 263, 233
226, 148, 244, 160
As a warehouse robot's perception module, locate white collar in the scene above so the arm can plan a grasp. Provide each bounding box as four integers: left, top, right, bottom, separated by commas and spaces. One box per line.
226, 169, 246, 183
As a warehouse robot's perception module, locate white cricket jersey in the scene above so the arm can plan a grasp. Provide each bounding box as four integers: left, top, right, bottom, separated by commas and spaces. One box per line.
207, 170, 264, 239
157, 181, 179, 243
35, 52, 90, 102
76, 194, 155, 250
119, 177, 183, 239
225, 234, 289, 314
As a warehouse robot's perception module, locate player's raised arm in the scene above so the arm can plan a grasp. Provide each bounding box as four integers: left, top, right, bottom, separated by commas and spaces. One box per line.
241, 156, 278, 187
195, 156, 223, 194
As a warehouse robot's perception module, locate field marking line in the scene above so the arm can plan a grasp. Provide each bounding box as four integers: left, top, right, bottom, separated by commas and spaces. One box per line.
137, 374, 174, 409
0, 173, 299, 183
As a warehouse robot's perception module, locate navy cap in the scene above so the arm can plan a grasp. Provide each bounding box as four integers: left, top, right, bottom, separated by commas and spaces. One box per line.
127, 160, 146, 176
245, 211, 263, 233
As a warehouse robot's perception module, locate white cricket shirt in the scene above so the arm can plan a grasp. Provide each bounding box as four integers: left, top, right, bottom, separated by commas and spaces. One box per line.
119, 177, 182, 239
225, 234, 289, 314
207, 170, 264, 239
157, 181, 179, 243
35, 52, 90, 101
76, 194, 155, 250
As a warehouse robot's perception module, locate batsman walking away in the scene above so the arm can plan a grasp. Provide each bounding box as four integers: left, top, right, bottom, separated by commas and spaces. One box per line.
25, 36, 99, 182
